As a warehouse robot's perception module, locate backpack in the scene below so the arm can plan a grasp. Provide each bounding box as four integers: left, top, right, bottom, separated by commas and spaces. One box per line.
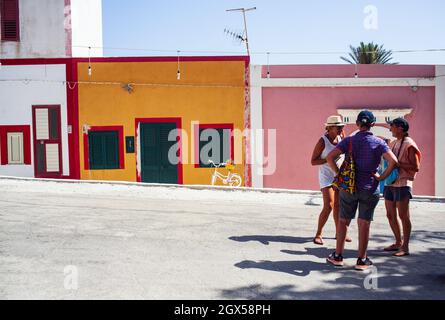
333, 139, 356, 194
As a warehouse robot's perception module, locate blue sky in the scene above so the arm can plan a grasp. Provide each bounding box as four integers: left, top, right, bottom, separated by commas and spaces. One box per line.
102, 0, 445, 65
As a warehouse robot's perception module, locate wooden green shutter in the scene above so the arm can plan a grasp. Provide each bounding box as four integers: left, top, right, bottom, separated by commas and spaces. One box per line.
89, 131, 119, 169
49, 108, 59, 140
159, 123, 178, 183
104, 132, 119, 169
140, 122, 178, 184
140, 124, 160, 182
221, 128, 231, 164
199, 128, 230, 167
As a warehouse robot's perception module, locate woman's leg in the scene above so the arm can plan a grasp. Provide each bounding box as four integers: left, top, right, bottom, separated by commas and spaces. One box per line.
314, 187, 334, 244
385, 199, 403, 250
395, 197, 411, 255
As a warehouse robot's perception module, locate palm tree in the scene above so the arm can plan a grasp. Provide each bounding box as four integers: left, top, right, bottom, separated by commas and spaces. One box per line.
341, 42, 397, 64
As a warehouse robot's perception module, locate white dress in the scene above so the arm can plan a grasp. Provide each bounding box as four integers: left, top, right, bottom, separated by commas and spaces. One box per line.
318, 135, 344, 189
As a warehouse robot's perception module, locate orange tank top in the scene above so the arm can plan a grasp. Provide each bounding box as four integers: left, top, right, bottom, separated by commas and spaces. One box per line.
389, 137, 421, 188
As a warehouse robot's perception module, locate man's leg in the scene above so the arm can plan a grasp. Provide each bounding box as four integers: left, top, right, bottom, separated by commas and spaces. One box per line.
335, 189, 357, 255
332, 188, 339, 235
358, 218, 371, 259
333, 189, 352, 242
385, 199, 403, 249
336, 217, 351, 255
357, 190, 380, 259
327, 190, 357, 266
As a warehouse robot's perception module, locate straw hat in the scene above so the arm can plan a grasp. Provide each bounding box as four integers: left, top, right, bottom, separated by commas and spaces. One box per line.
325, 115, 345, 127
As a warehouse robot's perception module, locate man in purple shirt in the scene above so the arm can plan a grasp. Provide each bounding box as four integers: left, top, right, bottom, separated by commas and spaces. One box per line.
325, 110, 398, 270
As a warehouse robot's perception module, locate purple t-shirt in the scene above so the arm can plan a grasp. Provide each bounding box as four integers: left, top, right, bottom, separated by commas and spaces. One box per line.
336, 131, 389, 192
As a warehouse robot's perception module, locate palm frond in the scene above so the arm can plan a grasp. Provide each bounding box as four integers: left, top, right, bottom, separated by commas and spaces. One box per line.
340, 42, 397, 64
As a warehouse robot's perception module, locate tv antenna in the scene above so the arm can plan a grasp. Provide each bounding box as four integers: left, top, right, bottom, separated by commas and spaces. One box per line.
225, 7, 256, 56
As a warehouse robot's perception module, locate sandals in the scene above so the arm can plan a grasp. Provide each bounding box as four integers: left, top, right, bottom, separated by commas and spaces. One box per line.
313, 236, 324, 245
393, 249, 410, 257
384, 243, 401, 252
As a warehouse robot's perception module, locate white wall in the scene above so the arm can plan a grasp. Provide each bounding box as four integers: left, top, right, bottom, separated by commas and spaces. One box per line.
0, 0, 67, 58
435, 65, 445, 197
0, 0, 103, 58
0, 64, 70, 177
70, 0, 103, 57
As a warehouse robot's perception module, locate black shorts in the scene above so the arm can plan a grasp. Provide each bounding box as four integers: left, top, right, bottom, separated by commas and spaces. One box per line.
339, 189, 380, 222
384, 186, 413, 202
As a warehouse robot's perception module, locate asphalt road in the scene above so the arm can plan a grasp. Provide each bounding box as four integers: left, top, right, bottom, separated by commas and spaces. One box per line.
1, 178, 444, 299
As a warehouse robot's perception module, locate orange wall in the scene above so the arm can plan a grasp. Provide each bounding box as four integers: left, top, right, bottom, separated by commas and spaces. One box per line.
77, 59, 247, 185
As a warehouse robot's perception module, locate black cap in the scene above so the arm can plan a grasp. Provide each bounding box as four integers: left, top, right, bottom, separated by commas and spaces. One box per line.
387, 117, 409, 132
357, 110, 376, 124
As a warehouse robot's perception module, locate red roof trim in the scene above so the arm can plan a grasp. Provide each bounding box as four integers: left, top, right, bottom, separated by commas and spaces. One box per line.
0, 56, 249, 65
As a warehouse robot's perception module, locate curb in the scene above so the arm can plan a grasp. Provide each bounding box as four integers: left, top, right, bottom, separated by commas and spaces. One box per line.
1, 175, 444, 203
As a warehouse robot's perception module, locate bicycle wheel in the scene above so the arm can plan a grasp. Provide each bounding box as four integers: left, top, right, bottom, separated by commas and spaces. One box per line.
229, 174, 242, 187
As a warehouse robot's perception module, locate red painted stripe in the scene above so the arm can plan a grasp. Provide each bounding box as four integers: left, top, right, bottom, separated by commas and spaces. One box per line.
0, 56, 249, 65
0, 58, 71, 65
83, 131, 89, 170
74, 56, 249, 64
67, 58, 80, 178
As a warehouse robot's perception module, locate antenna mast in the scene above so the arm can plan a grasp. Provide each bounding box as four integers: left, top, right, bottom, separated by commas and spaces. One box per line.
226, 7, 256, 56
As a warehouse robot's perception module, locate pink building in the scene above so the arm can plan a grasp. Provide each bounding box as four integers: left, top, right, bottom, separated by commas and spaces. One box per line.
250, 64, 445, 197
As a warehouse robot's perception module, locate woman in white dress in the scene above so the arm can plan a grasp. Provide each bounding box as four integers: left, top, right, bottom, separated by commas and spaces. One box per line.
310, 115, 351, 245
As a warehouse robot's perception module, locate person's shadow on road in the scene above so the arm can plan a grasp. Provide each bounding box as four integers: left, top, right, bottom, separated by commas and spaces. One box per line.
229, 235, 317, 245
229, 235, 355, 277
234, 259, 350, 277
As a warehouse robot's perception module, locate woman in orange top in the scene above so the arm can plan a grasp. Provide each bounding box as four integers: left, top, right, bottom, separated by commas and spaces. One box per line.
383, 118, 421, 257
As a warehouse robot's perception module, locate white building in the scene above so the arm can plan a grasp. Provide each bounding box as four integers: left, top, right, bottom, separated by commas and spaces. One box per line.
0, 63, 71, 178
0, 0, 103, 58
0, 0, 103, 179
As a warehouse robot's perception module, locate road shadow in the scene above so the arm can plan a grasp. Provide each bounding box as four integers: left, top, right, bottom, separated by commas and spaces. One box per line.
225, 247, 445, 299
235, 259, 351, 277
229, 235, 316, 245
280, 247, 357, 259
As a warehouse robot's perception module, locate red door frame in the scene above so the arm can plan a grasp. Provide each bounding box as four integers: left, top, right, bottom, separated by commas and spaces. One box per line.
32, 105, 63, 178
135, 117, 183, 184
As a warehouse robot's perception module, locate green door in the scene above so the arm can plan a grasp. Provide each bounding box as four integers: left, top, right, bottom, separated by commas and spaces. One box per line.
140, 122, 178, 184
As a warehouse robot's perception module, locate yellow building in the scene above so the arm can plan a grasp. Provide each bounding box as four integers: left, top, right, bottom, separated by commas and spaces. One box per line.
77, 56, 250, 186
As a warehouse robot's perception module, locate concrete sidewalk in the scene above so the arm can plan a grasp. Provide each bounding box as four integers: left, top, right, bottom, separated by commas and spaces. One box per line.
0, 178, 444, 299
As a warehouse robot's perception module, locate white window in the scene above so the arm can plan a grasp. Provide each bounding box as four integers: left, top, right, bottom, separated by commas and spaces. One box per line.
385, 116, 392, 122
7, 132, 24, 164
344, 116, 350, 123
